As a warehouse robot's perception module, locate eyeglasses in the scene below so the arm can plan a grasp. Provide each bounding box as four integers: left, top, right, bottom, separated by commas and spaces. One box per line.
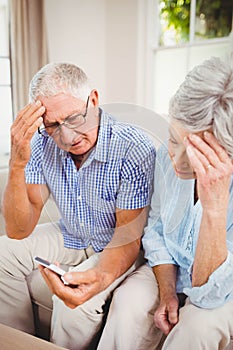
38, 96, 90, 138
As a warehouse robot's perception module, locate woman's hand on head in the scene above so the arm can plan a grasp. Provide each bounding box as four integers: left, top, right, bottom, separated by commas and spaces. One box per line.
185, 131, 233, 212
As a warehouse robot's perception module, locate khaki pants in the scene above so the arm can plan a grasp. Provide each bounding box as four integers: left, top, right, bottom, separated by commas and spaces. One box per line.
0, 223, 161, 349
1, 224, 232, 350
162, 297, 233, 350
97, 265, 233, 350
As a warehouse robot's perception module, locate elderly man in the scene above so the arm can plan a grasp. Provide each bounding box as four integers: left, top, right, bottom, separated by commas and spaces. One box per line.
0, 62, 155, 349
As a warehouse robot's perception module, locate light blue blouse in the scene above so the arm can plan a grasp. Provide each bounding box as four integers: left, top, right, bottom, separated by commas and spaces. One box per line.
142, 144, 233, 309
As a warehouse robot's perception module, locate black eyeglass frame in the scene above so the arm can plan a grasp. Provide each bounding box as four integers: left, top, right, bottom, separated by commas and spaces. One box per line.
38, 95, 90, 138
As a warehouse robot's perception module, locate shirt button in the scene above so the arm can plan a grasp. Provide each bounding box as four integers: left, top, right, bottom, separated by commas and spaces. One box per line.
80, 222, 84, 227
77, 195, 82, 200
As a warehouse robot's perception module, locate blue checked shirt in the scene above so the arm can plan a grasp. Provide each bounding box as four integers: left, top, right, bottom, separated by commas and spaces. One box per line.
143, 144, 233, 309
25, 109, 156, 252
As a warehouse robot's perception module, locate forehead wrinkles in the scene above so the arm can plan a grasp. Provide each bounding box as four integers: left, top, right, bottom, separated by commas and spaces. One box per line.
41, 94, 85, 122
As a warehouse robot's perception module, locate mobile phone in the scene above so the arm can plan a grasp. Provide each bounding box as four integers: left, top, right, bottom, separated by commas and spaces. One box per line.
33, 256, 69, 285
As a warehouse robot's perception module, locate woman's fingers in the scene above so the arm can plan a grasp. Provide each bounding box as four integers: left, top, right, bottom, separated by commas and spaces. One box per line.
188, 132, 231, 169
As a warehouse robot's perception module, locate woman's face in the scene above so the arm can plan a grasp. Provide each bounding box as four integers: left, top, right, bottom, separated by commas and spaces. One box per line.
168, 119, 206, 180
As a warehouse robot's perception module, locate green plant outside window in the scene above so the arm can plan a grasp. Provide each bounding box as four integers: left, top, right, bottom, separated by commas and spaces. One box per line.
159, 0, 233, 46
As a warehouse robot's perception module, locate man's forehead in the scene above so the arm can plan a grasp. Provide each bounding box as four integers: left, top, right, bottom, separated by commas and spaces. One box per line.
39, 92, 83, 106
38, 93, 84, 119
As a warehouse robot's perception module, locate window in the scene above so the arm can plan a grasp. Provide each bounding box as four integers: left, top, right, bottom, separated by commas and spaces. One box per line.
152, 0, 233, 114
0, 0, 12, 167
159, 0, 233, 46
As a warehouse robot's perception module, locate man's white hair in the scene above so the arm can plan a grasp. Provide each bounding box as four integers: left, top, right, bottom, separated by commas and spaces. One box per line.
29, 62, 91, 102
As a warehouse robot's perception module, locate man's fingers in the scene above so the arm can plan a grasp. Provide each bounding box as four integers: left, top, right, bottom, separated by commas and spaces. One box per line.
13, 104, 45, 137
63, 269, 97, 285
168, 308, 178, 325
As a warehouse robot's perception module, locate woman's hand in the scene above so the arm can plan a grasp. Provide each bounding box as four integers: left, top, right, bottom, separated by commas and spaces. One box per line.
185, 132, 233, 213
154, 293, 179, 335
185, 132, 232, 286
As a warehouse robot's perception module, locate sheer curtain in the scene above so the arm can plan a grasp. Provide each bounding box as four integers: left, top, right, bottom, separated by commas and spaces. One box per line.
9, 0, 48, 115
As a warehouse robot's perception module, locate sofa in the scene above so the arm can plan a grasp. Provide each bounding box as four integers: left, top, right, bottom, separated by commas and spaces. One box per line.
0, 323, 67, 350
0, 106, 232, 349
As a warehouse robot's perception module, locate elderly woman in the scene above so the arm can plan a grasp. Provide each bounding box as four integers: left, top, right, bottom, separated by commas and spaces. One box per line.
97, 56, 233, 350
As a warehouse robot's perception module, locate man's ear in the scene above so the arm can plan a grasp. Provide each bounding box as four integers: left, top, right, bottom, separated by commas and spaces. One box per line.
90, 89, 99, 107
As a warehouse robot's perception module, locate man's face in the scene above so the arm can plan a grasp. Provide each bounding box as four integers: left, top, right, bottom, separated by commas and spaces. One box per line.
168, 119, 205, 180
39, 92, 99, 155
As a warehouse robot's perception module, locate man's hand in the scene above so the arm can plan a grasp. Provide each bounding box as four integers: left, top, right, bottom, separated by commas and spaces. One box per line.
39, 264, 107, 309
2, 101, 47, 238
154, 294, 179, 335
39, 208, 146, 308
10, 101, 44, 168
39, 239, 141, 309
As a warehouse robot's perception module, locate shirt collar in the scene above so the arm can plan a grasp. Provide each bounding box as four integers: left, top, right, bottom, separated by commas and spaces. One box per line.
93, 108, 112, 163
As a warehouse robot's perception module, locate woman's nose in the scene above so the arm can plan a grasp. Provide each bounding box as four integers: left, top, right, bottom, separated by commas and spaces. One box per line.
173, 149, 191, 169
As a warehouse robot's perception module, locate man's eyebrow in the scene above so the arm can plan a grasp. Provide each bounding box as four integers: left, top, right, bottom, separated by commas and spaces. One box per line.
42, 115, 57, 124
43, 109, 82, 124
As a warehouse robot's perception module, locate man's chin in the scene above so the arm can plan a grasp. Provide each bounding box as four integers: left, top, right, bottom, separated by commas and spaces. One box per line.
62, 142, 85, 154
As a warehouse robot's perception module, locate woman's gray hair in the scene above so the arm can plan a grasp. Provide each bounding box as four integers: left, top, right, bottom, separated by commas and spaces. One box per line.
29, 62, 91, 102
169, 55, 233, 158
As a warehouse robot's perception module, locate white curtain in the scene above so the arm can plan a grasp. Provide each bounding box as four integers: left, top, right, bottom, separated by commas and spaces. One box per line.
9, 0, 48, 115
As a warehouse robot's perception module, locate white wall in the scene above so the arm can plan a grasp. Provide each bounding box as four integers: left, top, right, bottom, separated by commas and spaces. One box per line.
105, 0, 138, 104
44, 0, 107, 101
44, 0, 142, 105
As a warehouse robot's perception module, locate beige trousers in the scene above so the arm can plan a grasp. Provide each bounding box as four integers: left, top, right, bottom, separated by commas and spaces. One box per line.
0, 222, 96, 335
0, 223, 161, 349
96, 264, 233, 350
162, 297, 233, 350
1, 223, 232, 350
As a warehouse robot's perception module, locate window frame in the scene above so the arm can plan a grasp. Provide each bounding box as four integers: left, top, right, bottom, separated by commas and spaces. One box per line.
142, 0, 233, 113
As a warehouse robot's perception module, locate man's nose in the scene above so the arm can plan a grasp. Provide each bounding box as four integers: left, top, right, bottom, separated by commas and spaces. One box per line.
59, 125, 76, 145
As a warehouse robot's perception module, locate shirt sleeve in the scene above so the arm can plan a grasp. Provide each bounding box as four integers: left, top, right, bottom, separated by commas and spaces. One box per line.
25, 133, 47, 184
184, 251, 233, 308
142, 146, 177, 266
184, 182, 233, 309
116, 138, 156, 210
